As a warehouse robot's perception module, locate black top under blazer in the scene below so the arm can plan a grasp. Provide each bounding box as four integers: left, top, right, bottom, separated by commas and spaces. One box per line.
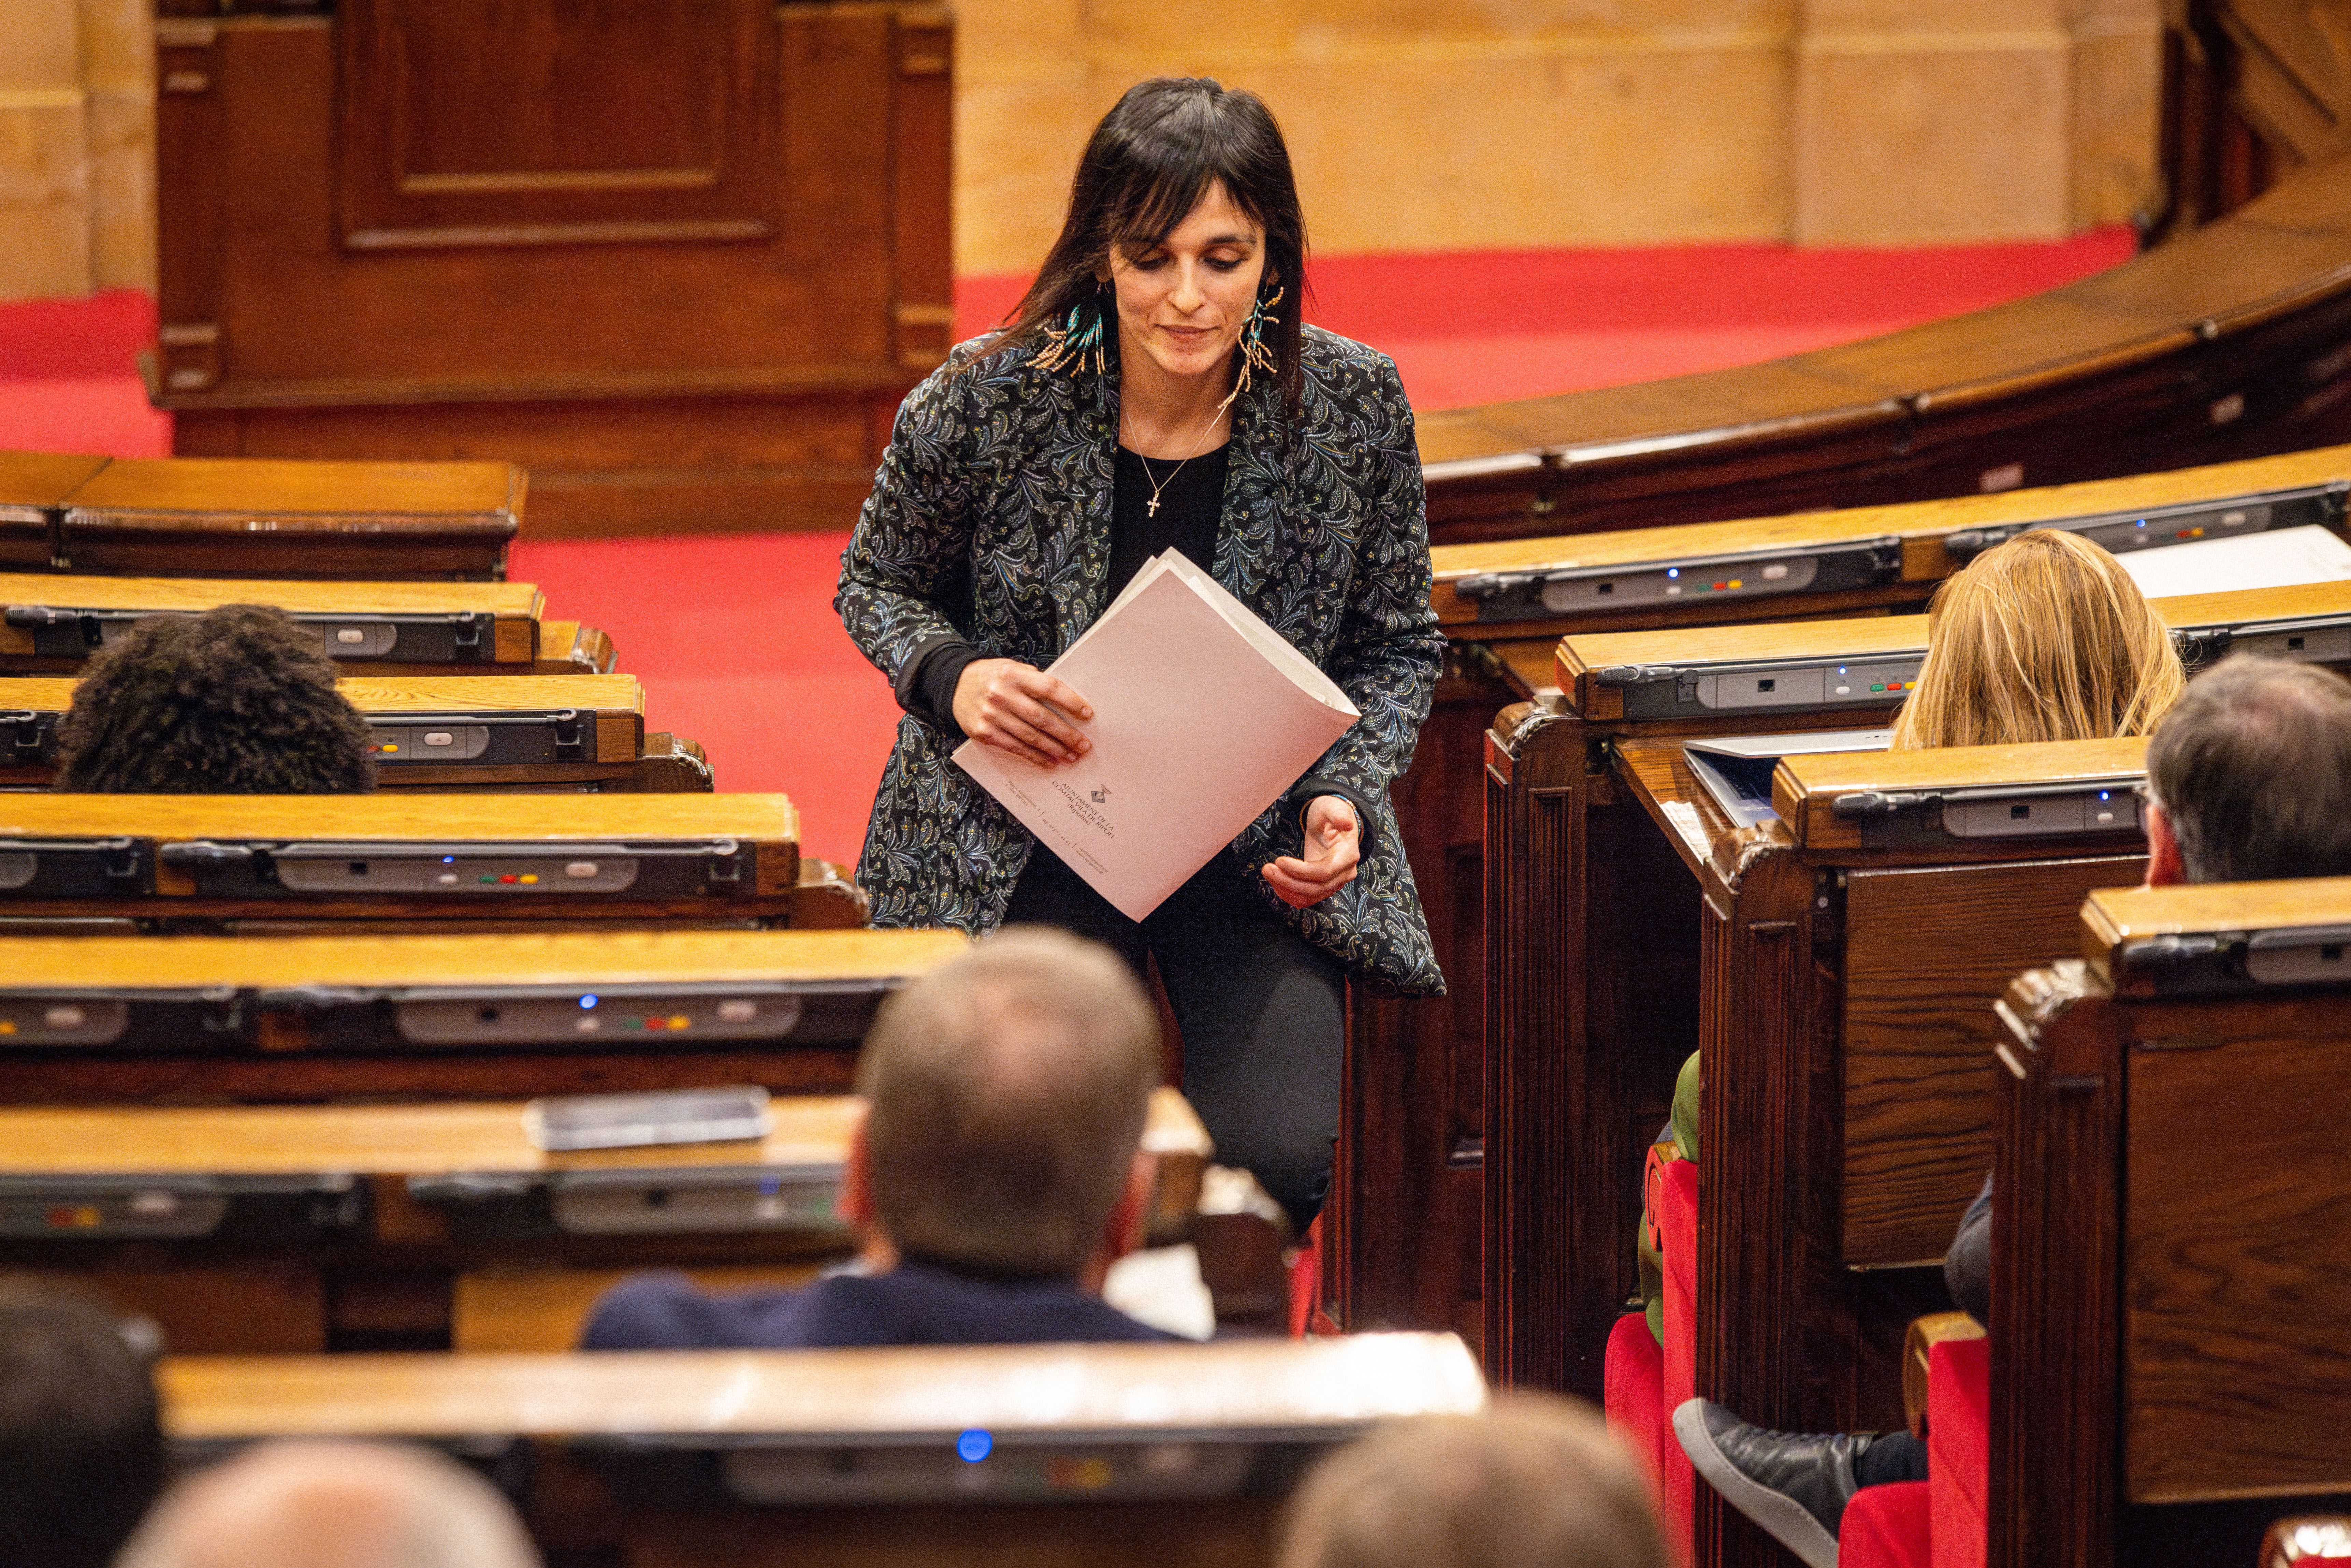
835, 323, 1446, 997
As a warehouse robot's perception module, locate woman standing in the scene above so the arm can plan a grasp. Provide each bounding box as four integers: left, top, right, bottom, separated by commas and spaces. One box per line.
836, 78, 1443, 1231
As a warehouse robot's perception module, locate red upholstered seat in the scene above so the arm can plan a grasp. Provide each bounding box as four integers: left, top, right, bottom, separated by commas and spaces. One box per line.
1841, 1480, 1933, 1568
1929, 1335, 1991, 1568
1605, 1308, 1669, 1493
1659, 1158, 1701, 1562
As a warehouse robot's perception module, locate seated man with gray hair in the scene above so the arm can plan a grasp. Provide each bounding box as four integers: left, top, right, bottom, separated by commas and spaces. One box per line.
582, 926, 1177, 1347
114, 1439, 540, 1568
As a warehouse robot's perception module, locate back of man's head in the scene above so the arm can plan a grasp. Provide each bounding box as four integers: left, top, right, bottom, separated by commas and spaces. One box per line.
0, 1281, 164, 1568
2146, 655, 2351, 883
115, 1439, 540, 1568
53, 604, 377, 793
1277, 1394, 1672, 1568
858, 926, 1160, 1279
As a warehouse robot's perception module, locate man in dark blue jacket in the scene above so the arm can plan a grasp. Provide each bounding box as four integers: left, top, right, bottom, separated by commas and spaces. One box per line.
583, 926, 1177, 1349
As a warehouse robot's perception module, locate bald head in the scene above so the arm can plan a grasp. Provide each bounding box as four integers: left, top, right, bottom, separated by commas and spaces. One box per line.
116, 1440, 540, 1568
858, 926, 1161, 1278
1279, 1395, 1671, 1568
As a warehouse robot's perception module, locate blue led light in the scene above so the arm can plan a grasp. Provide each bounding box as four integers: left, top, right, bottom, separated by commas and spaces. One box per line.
579, 994, 599, 1010
1666, 568, 1680, 579
957, 1429, 992, 1463
441, 855, 456, 864
2135, 520, 2147, 528
2098, 791, 2110, 801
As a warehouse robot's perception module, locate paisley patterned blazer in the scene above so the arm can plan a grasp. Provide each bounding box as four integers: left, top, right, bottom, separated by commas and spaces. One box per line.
836, 323, 1445, 997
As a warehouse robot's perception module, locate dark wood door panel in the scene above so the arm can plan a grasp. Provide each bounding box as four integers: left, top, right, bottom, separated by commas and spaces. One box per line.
1842, 855, 2143, 1267
338, 0, 780, 249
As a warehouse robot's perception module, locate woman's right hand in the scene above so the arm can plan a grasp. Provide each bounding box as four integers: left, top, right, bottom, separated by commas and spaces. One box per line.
953, 658, 1094, 769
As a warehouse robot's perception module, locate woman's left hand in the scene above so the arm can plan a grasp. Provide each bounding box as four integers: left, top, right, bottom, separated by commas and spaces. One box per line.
1262, 795, 1361, 909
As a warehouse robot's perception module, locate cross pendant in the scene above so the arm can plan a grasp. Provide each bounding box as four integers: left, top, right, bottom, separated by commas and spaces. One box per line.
1147, 496, 1161, 518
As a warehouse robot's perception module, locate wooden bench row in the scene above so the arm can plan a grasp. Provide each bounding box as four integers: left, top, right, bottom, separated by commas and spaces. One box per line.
0, 452, 521, 580
0, 1077, 1214, 1356
1343, 439, 2351, 1341
1413, 154, 2351, 547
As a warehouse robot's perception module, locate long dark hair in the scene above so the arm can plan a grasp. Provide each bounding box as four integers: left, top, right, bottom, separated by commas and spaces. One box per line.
992, 78, 1308, 413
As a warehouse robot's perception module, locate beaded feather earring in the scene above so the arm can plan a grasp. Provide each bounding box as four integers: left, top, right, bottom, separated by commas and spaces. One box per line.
1218, 286, 1283, 414
1034, 295, 1108, 377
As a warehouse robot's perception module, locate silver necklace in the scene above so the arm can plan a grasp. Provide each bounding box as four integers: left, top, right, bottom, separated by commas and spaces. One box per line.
1123, 401, 1225, 519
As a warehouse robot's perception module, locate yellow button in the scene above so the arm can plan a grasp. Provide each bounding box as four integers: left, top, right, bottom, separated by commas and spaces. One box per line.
669, 1014, 691, 1029
519, 874, 538, 885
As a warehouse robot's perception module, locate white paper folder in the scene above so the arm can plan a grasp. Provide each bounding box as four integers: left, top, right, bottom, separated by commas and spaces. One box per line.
953, 551, 1361, 921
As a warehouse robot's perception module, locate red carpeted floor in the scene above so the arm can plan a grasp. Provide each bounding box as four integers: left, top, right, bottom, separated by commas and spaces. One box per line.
0, 232, 2135, 864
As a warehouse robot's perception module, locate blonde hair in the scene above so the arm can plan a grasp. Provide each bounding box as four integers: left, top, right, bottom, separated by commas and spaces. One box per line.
1277, 1395, 1671, 1568
1890, 529, 2186, 750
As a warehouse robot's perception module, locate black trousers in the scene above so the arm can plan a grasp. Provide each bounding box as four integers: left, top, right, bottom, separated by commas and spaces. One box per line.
1003, 847, 1345, 1235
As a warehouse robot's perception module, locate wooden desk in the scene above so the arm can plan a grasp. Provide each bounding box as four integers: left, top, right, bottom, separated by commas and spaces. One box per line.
0, 926, 961, 1103
1477, 581, 2351, 1396
1413, 154, 2351, 546
0, 451, 111, 569
1603, 738, 2148, 1568
1430, 444, 2351, 639
157, 1334, 1483, 1567
54, 456, 523, 580
0, 673, 674, 788
1992, 882, 2351, 1567
0, 571, 545, 673
0, 1085, 1200, 1355
0, 793, 799, 924
1357, 452, 2351, 1344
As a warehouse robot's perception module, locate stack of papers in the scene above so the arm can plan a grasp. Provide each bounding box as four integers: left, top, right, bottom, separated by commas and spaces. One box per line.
954, 551, 1360, 920
1683, 730, 1892, 829
2113, 525, 2351, 597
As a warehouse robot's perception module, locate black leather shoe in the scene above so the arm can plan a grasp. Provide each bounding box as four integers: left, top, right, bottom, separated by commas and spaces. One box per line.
1672, 1398, 1880, 1568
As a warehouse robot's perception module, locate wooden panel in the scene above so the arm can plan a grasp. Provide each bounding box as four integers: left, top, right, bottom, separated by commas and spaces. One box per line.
1842, 856, 2144, 1268
0, 926, 953, 988
79, 1266, 328, 1354
58, 455, 520, 579
0, 452, 107, 569
454, 1264, 823, 1353
0, 790, 792, 846
157, 1335, 1487, 1439
0, 569, 538, 617
336, 0, 777, 250
150, 6, 948, 537
2126, 1010, 2351, 1501
0, 1098, 863, 1176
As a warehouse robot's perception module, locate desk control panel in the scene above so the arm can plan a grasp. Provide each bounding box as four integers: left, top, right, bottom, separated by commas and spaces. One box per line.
1940, 480, 2348, 561
2116, 922, 2351, 994
157, 838, 751, 898
0, 1172, 363, 1240
716, 1438, 1270, 1505
1593, 654, 1925, 720
1455, 536, 1904, 624
2, 606, 498, 664
411, 1165, 845, 1239
0, 977, 892, 1054
1830, 775, 2144, 850
0, 709, 596, 769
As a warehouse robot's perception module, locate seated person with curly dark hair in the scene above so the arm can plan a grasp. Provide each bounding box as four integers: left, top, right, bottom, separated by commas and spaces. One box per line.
53, 605, 377, 793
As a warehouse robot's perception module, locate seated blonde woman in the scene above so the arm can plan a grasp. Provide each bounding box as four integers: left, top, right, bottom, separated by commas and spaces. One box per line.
1887, 526, 2185, 749
1635, 528, 2187, 1384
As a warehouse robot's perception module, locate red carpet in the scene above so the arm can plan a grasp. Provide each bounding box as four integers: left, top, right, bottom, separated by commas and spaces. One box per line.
1, 234, 2136, 865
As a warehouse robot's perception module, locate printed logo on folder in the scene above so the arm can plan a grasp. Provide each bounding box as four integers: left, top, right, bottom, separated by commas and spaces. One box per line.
953, 550, 1359, 921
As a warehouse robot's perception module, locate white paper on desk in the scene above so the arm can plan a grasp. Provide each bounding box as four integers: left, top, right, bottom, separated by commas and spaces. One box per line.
2115, 525, 2351, 598
953, 550, 1360, 921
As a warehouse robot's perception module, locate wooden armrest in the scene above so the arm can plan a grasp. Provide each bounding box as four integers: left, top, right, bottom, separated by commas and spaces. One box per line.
2263, 1517, 2351, 1565
789, 858, 870, 928
1903, 1310, 1987, 1440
